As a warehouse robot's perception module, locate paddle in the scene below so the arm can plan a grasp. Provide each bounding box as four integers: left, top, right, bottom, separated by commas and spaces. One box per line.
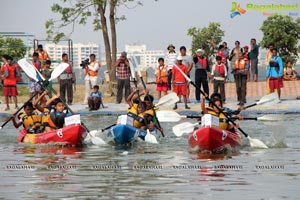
173, 65, 268, 149
137, 70, 165, 137
172, 122, 201, 137
156, 110, 201, 122
232, 114, 283, 121
243, 92, 280, 109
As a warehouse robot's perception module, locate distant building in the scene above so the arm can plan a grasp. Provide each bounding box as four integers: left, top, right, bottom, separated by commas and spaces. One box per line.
45, 43, 101, 68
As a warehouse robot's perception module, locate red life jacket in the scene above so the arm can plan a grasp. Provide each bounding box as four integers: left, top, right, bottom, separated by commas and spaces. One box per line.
3, 64, 17, 85
197, 57, 207, 69
32, 61, 41, 71
215, 64, 225, 76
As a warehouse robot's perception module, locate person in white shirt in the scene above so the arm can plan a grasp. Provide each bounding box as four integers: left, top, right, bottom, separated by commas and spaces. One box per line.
84, 54, 101, 104
165, 44, 177, 90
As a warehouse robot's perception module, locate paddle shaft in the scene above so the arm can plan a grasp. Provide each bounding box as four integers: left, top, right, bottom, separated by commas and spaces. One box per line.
139, 76, 165, 137
0, 91, 39, 129
101, 123, 116, 132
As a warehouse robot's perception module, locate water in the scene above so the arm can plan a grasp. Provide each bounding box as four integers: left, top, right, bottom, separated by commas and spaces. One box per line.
0, 114, 299, 200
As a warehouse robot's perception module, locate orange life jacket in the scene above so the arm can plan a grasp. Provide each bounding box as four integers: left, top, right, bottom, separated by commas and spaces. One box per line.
235, 59, 246, 70
3, 64, 17, 85
155, 65, 168, 84
38, 50, 49, 61
88, 61, 99, 77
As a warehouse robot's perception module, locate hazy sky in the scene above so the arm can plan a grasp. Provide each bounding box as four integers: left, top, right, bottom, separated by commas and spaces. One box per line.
1, 0, 299, 52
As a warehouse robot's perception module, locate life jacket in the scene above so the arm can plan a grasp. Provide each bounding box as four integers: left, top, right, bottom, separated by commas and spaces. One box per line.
269, 56, 279, 68
206, 107, 229, 130
155, 65, 168, 84
62, 62, 72, 74
3, 64, 17, 85
127, 104, 153, 129
214, 64, 225, 77
235, 59, 246, 70
18, 110, 42, 132
195, 57, 207, 70
88, 61, 100, 77
48, 111, 66, 129
41, 108, 50, 126
38, 50, 49, 61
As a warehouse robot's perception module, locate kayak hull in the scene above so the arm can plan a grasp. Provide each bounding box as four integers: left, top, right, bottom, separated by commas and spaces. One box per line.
18, 124, 87, 146
106, 124, 151, 145
188, 126, 242, 153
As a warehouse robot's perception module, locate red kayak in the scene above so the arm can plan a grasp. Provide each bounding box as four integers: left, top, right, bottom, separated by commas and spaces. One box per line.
188, 126, 242, 153
17, 124, 87, 146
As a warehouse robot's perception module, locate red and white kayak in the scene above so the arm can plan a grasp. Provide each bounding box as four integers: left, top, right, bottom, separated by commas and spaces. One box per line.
17, 124, 87, 146
188, 126, 242, 153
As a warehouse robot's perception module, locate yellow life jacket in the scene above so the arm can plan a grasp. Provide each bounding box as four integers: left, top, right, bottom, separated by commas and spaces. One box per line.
18, 110, 42, 130
206, 107, 229, 130
127, 103, 154, 129
41, 108, 50, 125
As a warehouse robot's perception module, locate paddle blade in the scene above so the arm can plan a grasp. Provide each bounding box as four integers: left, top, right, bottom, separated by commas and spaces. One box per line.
172, 122, 199, 137
257, 114, 283, 121
144, 130, 158, 144
257, 92, 280, 106
18, 58, 39, 82
156, 110, 182, 122
49, 63, 69, 81
155, 92, 179, 107
86, 130, 106, 145
248, 136, 268, 149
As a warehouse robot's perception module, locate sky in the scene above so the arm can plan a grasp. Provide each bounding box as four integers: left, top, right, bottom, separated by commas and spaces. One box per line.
0, 0, 299, 52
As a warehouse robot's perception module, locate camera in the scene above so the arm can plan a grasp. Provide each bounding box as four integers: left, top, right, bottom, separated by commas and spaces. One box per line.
80, 59, 90, 69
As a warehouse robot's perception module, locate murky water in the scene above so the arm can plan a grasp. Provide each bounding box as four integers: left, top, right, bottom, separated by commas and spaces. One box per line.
0, 114, 299, 200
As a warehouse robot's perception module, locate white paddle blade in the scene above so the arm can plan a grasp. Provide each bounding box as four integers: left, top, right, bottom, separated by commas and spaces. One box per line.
49, 63, 69, 81
248, 136, 268, 149
257, 114, 283, 121
257, 92, 280, 106
18, 58, 39, 82
172, 122, 199, 137
156, 92, 179, 107
87, 130, 106, 145
144, 130, 158, 144
156, 110, 182, 122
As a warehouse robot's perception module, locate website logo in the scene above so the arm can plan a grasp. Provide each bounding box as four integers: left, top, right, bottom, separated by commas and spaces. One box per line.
230, 2, 246, 18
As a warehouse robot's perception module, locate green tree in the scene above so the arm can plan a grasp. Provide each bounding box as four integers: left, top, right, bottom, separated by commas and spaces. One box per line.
260, 14, 300, 63
187, 22, 225, 64
46, 0, 148, 91
0, 36, 27, 60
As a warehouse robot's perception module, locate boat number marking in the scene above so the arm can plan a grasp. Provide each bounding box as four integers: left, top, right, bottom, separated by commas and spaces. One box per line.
222, 130, 227, 141
57, 129, 63, 138
193, 132, 198, 141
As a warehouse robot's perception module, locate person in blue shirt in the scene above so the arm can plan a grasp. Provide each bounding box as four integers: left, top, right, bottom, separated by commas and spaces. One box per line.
88, 85, 105, 111
266, 48, 284, 99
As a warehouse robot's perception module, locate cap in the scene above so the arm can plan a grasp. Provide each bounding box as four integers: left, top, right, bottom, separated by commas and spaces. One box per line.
177, 55, 183, 61
167, 44, 175, 50
121, 51, 127, 57
243, 46, 249, 49
196, 49, 204, 53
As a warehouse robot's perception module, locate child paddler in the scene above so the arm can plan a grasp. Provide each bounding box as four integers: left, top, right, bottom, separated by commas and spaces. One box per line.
33, 90, 52, 132
127, 88, 154, 131
10, 102, 42, 133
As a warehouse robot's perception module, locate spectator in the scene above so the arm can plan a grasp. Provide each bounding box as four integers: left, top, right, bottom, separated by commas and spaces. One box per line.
229, 40, 243, 78
36, 44, 50, 68
58, 53, 74, 105
84, 54, 101, 104
165, 44, 177, 90
41, 60, 53, 97
1, 55, 20, 110
179, 46, 193, 102
88, 85, 105, 111
222, 42, 230, 74
211, 56, 227, 103
29, 52, 42, 99
264, 43, 274, 67
115, 51, 131, 104
243, 46, 250, 81
249, 38, 259, 82
266, 48, 284, 99
234, 52, 250, 106
172, 56, 190, 110
283, 61, 299, 81
155, 58, 168, 99
193, 49, 210, 102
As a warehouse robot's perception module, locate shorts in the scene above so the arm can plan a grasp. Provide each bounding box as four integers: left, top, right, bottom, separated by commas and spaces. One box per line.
156, 83, 168, 92
3, 85, 18, 96
269, 77, 284, 91
173, 83, 187, 95
250, 58, 258, 74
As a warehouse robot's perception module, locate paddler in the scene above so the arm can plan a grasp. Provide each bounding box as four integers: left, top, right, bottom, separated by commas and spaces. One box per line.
33, 90, 52, 132
10, 102, 42, 133
47, 96, 71, 130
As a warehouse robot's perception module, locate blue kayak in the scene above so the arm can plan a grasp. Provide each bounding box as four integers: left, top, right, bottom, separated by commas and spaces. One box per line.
106, 124, 157, 145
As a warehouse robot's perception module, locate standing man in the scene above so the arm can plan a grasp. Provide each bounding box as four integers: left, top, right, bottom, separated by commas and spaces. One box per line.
36, 44, 50, 68
179, 46, 193, 102
266, 48, 284, 99
165, 44, 177, 91
211, 56, 227, 103
115, 51, 131, 104
249, 38, 259, 82
1, 55, 20, 110
193, 49, 210, 103
58, 53, 74, 105
84, 54, 101, 104
234, 52, 250, 106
